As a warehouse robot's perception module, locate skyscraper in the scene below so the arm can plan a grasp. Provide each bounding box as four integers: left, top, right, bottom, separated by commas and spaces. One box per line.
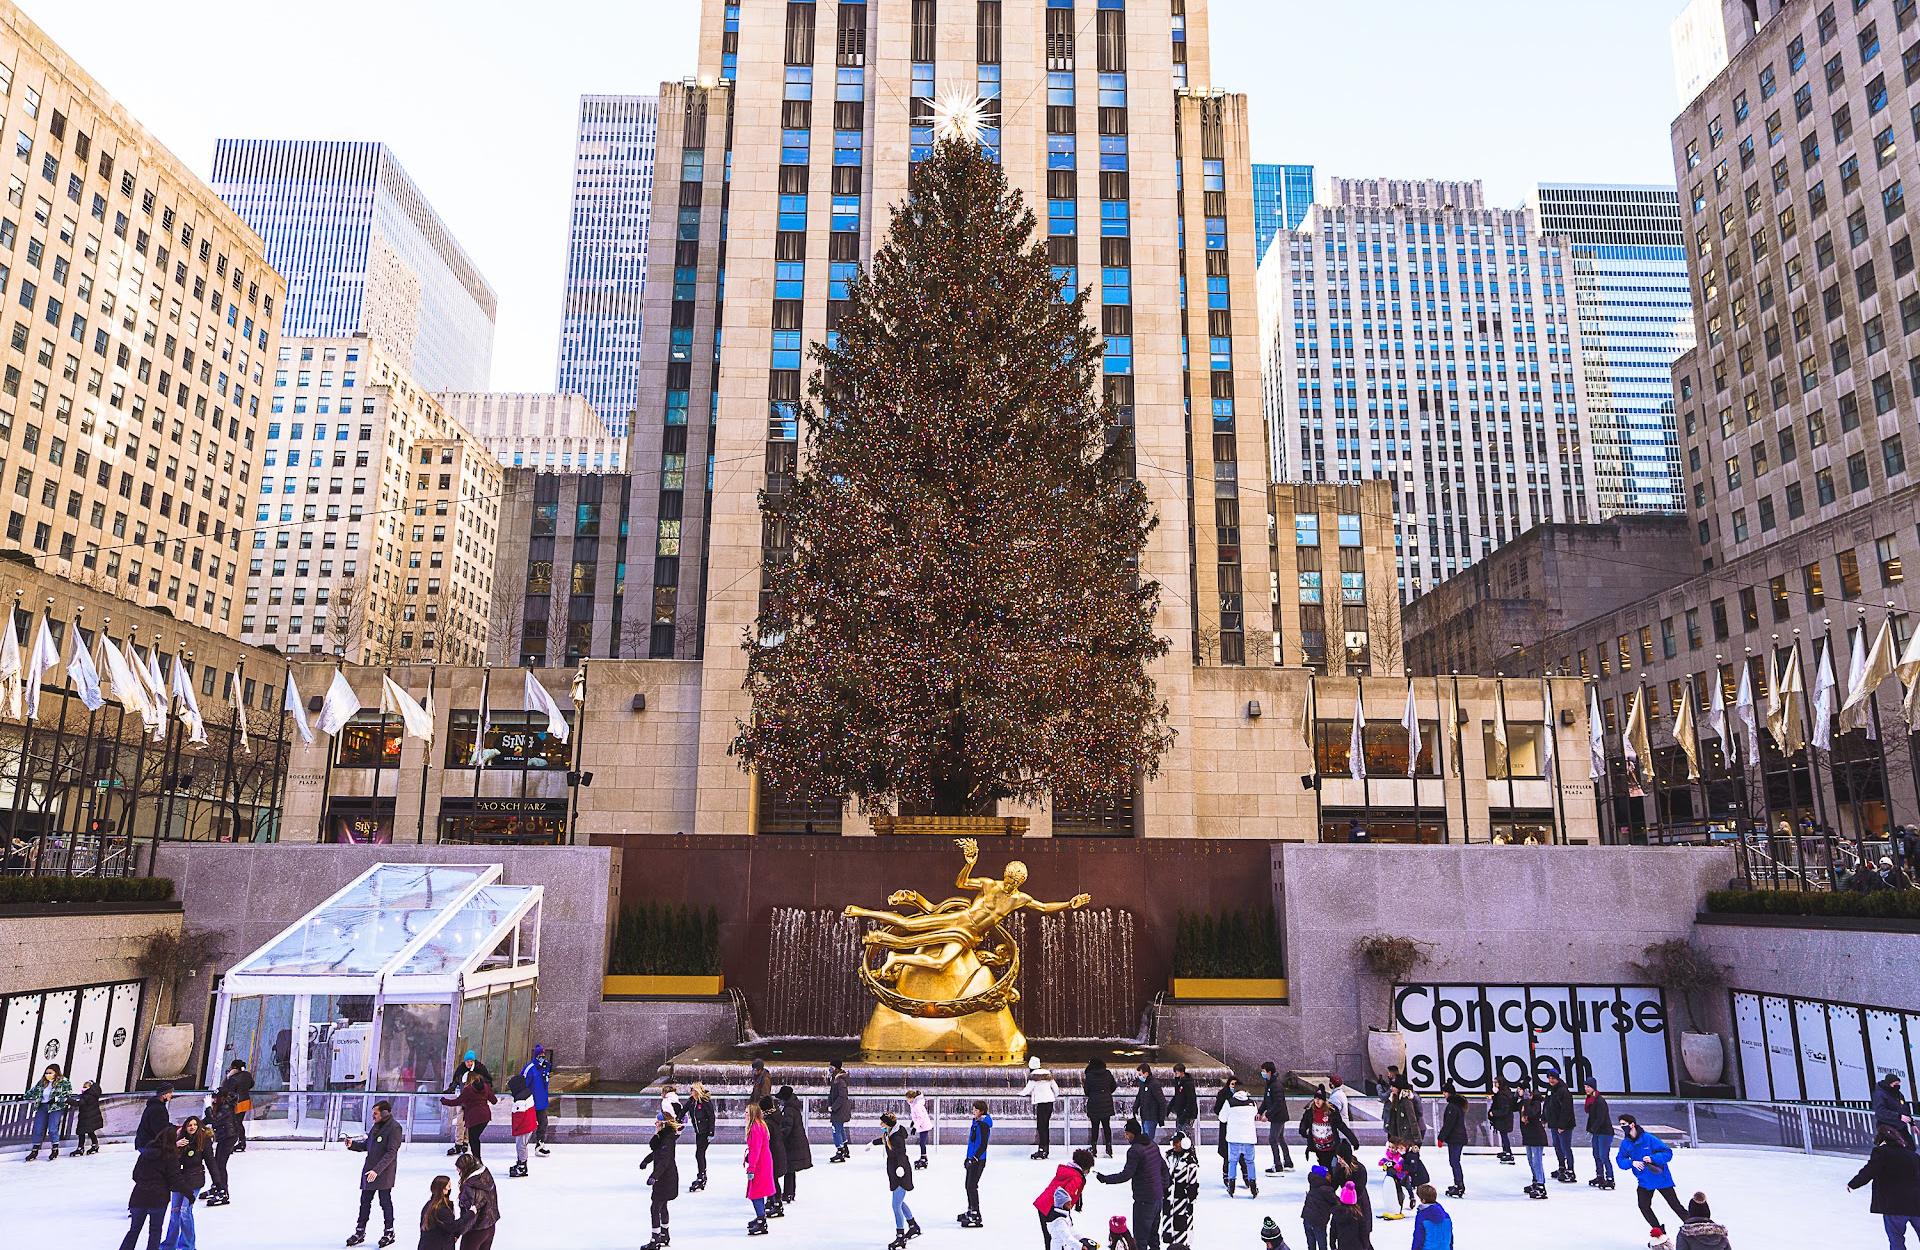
611, 0, 1275, 835
210, 140, 498, 392
1530, 184, 1695, 517
1259, 177, 1597, 600
1251, 162, 1314, 261
554, 95, 660, 436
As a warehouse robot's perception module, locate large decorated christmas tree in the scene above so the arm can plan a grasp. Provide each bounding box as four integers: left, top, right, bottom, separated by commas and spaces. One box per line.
731, 115, 1173, 819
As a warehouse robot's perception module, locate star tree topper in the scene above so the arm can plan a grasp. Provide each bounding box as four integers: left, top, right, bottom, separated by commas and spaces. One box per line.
932, 90, 990, 145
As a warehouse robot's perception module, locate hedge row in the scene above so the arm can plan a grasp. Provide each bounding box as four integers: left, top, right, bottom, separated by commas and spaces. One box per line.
1172, 907, 1285, 978
1705, 887, 1920, 920
610, 901, 722, 976
0, 875, 173, 905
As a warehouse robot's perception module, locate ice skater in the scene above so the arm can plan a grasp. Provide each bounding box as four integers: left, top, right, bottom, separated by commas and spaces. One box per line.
1033, 1148, 1093, 1250
218, 1060, 255, 1153
1436, 1083, 1468, 1198
1329, 1183, 1367, 1250
761, 1096, 789, 1218
639, 1113, 680, 1249
1487, 1076, 1519, 1164
121, 1130, 173, 1250
1584, 1079, 1616, 1190
872, 1110, 923, 1249
416, 1175, 470, 1250
505, 1071, 536, 1178
958, 1099, 992, 1228
454, 1152, 499, 1250
205, 1090, 238, 1208
687, 1083, 715, 1191
1409, 1183, 1453, 1250
1218, 1089, 1258, 1197
522, 1044, 554, 1153
906, 1089, 933, 1168
73, 1078, 104, 1157
1543, 1068, 1577, 1182
1097, 1119, 1169, 1250
778, 1085, 812, 1203
744, 1100, 775, 1236
1846, 1125, 1920, 1248
829, 1060, 855, 1163
1025, 1058, 1060, 1159
1083, 1058, 1117, 1158
22, 1063, 71, 1160
439, 1066, 493, 1161
343, 1098, 405, 1247
1616, 1114, 1689, 1233
161, 1114, 210, 1250
1519, 1084, 1550, 1199
1160, 1130, 1199, 1250
1300, 1166, 1335, 1250
1296, 1088, 1357, 1170
1168, 1064, 1198, 1142
1257, 1061, 1293, 1175
1133, 1066, 1167, 1143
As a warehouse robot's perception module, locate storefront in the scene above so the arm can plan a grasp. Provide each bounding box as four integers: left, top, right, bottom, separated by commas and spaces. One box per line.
0, 978, 143, 1094
324, 796, 398, 845
437, 798, 569, 846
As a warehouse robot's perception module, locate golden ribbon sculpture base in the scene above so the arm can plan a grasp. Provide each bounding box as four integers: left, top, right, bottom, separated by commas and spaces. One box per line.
858, 944, 1028, 1064
846, 835, 1089, 1065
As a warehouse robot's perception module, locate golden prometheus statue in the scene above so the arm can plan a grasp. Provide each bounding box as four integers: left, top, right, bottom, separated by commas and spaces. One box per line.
845, 837, 1091, 1062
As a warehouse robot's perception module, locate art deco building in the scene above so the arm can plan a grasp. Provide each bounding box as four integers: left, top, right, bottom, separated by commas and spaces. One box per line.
0, 1, 283, 638
211, 140, 497, 392
1258, 177, 1598, 600
555, 95, 660, 436
1250, 161, 1313, 261
243, 335, 501, 666
621, 0, 1277, 835
437, 391, 626, 474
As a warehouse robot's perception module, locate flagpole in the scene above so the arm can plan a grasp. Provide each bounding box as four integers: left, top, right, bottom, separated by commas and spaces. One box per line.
1834, 617, 1866, 840
154, 650, 181, 847
1309, 673, 1323, 842
472, 665, 492, 817
1869, 603, 1898, 841
1792, 628, 1832, 839
371, 666, 391, 842
1452, 675, 1471, 844
1546, 677, 1568, 845
1685, 675, 1710, 837
1432, 675, 1448, 843
266, 664, 290, 844
1407, 679, 1422, 845
1496, 679, 1516, 821
48, 609, 77, 844
1357, 679, 1371, 833
415, 663, 435, 845
225, 656, 245, 844
565, 660, 587, 847
122, 627, 156, 870
520, 663, 534, 807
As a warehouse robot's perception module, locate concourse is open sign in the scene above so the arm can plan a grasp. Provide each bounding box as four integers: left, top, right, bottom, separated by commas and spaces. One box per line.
1392, 982, 1675, 1094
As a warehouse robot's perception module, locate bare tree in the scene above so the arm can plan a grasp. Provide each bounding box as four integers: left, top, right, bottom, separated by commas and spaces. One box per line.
326, 578, 368, 661
1367, 597, 1407, 676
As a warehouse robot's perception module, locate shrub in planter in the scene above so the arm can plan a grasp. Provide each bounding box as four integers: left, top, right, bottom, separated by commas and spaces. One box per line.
0, 875, 173, 905
1172, 907, 1283, 978
610, 901, 723, 976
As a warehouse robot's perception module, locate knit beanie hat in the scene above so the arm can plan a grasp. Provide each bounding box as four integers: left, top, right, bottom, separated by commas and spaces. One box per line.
1261, 1217, 1283, 1239
1309, 1164, 1328, 1178
1029, 1056, 1042, 1071
1338, 1182, 1358, 1205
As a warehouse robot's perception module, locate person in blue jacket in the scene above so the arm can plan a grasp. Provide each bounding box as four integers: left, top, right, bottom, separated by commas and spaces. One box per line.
957, 1100, 992, 1228
1615, 1114, 1688, 1233
519, 1045, 553, 1156
1409, 1183, 1453, 1250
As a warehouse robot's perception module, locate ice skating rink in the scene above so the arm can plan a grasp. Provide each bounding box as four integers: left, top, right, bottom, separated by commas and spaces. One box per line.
11, 1139, 1875, 1248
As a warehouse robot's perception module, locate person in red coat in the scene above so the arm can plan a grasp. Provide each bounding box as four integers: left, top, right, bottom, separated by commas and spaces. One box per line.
506, 1072, 538, 1178
440, 1073, 494, 1161
745, 1101, 777, 1236
1034, 1148, 1095, 1250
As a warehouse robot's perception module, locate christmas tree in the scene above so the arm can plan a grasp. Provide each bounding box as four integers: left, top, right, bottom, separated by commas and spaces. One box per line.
731, 127, 1173, 818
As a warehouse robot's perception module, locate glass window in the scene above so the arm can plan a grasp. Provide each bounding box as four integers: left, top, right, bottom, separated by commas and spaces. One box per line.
1294, 513, 1319, 546
1483, 722, 1546, 780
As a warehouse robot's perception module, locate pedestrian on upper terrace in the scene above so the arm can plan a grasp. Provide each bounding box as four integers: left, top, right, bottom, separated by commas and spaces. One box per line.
1882, 856, 1915, 890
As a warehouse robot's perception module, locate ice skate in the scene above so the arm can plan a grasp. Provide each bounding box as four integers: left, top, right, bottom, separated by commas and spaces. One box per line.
378, 1231, 396, 1248
888, 1236, 908, 1250
1264, 1166, 1282, 1175
344, 1232, 366, 1247
906, 1217, 923, 1238
915, 1155, 929, 1169
86, 1143, 100, 1155
507, 1161, 528, 1178
47, 1146, 59, 1159
1525, 1182, 1548, 1200
1444, 1185, 1463, 1199
445, 1144, 463, 1157
957, 1210, 983, 1228
23, 1146, 38, 1162
1225, 1177, 1236, 1197
689, 1172, 707, 1191
1249, 1180, 1259, 1198
747, 1218, 769, 1236
536, 1143, 552, 1156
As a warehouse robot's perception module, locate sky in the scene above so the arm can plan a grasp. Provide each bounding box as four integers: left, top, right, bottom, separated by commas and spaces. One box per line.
27, 0, 1689, 393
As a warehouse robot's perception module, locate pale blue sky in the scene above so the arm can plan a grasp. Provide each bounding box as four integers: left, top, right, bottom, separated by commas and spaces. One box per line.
27, 0, 1689, 392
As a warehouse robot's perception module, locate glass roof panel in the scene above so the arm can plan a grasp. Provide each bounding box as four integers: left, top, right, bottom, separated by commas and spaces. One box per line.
391, 885, 537, 978
232, 865, 493, 978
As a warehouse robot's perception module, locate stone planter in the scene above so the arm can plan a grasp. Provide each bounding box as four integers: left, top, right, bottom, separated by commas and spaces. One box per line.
1170, 977, 1289, 1002
603, 974, 725, 997
1679, 1031, 1725, 1085
1366, 1027, 1407, 1083
870, 815, 1030, 837
146, 1023, 195, 1081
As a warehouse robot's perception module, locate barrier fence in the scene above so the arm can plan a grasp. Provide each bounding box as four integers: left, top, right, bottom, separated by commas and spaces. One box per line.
3, 1090, 1875, 1161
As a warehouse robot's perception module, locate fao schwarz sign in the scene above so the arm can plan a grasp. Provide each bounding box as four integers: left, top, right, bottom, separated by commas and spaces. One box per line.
1392, 983, 1675, 1095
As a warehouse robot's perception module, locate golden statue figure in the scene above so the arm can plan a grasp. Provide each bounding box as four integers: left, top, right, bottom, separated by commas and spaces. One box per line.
845, 837, 1090, 1062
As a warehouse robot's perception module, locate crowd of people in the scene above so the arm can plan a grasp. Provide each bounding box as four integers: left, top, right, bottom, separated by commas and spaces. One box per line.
42, 1049, 1920, 1249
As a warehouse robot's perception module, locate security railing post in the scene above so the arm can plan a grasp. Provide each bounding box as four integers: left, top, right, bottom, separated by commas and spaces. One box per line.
1685, 1099, 1698, 1147
1798, 1105, 1813, 1154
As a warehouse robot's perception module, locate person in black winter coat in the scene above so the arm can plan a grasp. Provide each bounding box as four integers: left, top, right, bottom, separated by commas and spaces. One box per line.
1084, 1058, 1118, 1157
206, 1090, 240, 1206
1296, 1089, 1358, 1169
1519, 1089, 1551, 1197
219, 1059, 256, 1152
417, 1175, 473, 1250
1542, 1070, 1578, 1182
640, 1117, 681, 1249
1487, 1077, 1519, 1162
777, 1085, 813, 1203
1098, 1119, 1171, 1250
760, 1096, 789, 1217
1583, 1081, 1615, 1189
1849, 1125, 1920, 1248
1134, 1065, 1168, 1142
345, 1098, 407, 1246
119, 1138, 173, 1250
1331, 1152, 1374, 1234
1436, 1084, 1470, 1197
73, 1079, 104, 1155
871, 1113, 920, 1250
1300, 1166, 1336, 1250
1168, 1063, 1199, 1139
1876, 1073, 1915, 1146
1257, 1062, 1293, 1174
687, 1083, 717, 1189
162, 1116, 211, 1250
134, 1086, 174, 1151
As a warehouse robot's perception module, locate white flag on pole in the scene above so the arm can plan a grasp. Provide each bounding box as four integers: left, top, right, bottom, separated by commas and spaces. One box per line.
523, 669, 572, 744
0, 608, 22, 720
283, 670, 313, 746
26, 618, 59, 720
1348, 686, 1366, 781
1400, 682, 1421, 779
67, 624, 104, 711
1540, 680, 1556, 773
136, 646, 169, 740
1706, 666, 1728, 748
1811, 638, 1837, 754
1735, 661, 1761, 766
98, 635, 152, 724
380, 674, 435, 743
171, 656, 208, 746
1587, 685, 1606, 780
317, 669, 362, 736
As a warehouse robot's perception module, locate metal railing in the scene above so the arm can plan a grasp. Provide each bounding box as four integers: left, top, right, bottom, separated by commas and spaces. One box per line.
6, 1090, 1873, 1161
0, 830, 143, 877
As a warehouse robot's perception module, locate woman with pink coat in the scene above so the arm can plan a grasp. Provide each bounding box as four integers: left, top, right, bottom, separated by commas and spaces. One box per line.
745, 1100, 776, 1236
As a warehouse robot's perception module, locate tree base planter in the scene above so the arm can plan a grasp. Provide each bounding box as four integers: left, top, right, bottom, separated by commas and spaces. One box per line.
603, 975, 725, 998
1170, 978, 1288, 1002
1679, 1031, 1725, 1086
1367, 1027, 1407, 1083
146, 1023, 195, 1081
870, 815, 1030, 837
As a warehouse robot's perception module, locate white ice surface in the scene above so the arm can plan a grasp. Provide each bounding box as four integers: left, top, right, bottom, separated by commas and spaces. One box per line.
9, 1139, 1878, 1248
